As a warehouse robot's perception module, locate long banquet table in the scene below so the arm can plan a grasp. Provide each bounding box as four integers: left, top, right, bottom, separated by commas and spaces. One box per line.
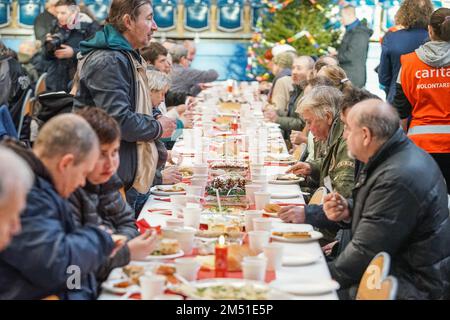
99, 83, 338, 300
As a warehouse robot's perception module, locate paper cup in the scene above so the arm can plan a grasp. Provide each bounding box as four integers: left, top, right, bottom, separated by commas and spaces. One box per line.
248, 230, 270, 254
173, 227, 196, 255
193, 163, 208, 175
263, 243, 284, 271
166, 218, 184, 228
170, 195, 187, 217
140, 274, 166, 300
252, 180, 268, 192
186, 185, 204, 197
174, 257, 201, 281
245, 184, 263, 205
242, 256, 268, 281
183, 207, 202, 229
253, 218, 272, 232
254, 191, 271, 210
244, 210, 263, 232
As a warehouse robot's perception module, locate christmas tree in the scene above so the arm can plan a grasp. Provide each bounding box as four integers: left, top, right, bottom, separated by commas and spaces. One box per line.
247, 0, 342, 80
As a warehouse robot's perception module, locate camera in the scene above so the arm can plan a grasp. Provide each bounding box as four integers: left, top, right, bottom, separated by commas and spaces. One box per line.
44, 32, 67, 56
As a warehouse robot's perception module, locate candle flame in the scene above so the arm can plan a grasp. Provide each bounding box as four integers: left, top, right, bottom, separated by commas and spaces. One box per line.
219, 235, 225, 246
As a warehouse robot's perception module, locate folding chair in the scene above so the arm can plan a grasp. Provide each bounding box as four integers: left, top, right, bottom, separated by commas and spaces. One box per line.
34, 72, 47, 97
153, 0, 177, 31
308, 186, 327, 205
216, 0, 243, 32
17, 89, 33, 137
356, 252, 398, 300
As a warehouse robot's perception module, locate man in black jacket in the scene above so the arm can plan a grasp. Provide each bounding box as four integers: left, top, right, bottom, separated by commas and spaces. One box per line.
0, 114, 116, 299
337, 4, 373, 88
44, 0, 99, 92
73, 0, 176, 215
324, 99, 450, 299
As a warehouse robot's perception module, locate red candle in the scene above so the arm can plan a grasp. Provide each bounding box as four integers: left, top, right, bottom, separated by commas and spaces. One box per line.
215, 235, 228, 278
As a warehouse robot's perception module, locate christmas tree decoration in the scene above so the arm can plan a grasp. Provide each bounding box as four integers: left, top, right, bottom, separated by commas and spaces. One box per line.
246, 0, 341, 81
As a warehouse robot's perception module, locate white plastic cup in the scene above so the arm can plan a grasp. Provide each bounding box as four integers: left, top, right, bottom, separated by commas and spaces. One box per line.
254, 191, 271, 210
166, 218, 184, 228
245, 184, 263, 205
263, 243, 284, 271
161, 227, 178, 239
244, 210, 263, 232
174, 257, 201, 281
248, 230, 270, 254
192, 163, 209, 175
183, 207, 202, 229
170, 195, 187, 217
186, 185, 204, 197
252, 180, 268, 192
183, 129, 194, 150
252, 174, 268, 182
139, 274, 166, 300
242, 256, 268, 281
191, 175, 208, 188
173, 227, 196, 255
253, 218, 272, 232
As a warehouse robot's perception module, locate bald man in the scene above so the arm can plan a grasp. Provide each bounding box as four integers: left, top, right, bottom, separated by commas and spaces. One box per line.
0, 114, 116, 300
324, 99, 450, 300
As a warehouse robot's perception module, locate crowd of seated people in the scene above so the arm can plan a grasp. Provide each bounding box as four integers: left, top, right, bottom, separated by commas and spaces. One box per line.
0, 0, 449, 301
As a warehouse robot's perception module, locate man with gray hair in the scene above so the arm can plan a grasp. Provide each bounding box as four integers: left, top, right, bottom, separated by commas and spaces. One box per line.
280, 86, 355, 243
324, 99, 450, 299
0, 146, 34, 252
0, 114, 116, 300
169, 44, 218, 96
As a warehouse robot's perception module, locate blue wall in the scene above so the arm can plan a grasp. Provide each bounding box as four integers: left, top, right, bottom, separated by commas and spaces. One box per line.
190, 40, 249, 81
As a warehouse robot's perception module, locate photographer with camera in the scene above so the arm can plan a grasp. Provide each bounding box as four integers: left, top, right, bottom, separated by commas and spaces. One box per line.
44, 0, 99, 92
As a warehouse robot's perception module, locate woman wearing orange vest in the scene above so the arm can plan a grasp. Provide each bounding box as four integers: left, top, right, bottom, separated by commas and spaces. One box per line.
393, 8, 450, 193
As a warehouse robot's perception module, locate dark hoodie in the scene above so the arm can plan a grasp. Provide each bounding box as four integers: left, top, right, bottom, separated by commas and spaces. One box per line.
73, 24, 165, 191
338, 19, 374, 88
0, 140, 114, 300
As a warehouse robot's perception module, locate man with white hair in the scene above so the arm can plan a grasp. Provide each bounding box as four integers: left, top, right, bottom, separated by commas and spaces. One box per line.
0, 114, 116, 300
0, 146, 34, 252
324, 99, 450, 299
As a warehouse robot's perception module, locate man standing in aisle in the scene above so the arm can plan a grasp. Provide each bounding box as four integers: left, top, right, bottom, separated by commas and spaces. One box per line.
337, 4, 373, 88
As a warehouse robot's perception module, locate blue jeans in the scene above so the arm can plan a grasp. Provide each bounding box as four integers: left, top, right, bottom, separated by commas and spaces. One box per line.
126, 187, 151, 218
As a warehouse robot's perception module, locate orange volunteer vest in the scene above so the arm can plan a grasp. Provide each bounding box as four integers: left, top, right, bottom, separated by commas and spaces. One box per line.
400, 51, 450, 154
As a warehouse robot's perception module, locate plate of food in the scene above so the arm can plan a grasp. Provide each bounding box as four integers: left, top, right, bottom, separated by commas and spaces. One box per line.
269, 173, 304, 185
179, 278, 274, 300
101, 263, 179, 294
206, 174, 246, 198
270, 192, 301, 199
179, 167, 194, 179
151, 183, 188, 196
145, 239, 185, 261
265, 154, 296, 164
269, 278, 340, 296
271, 230, 323, 243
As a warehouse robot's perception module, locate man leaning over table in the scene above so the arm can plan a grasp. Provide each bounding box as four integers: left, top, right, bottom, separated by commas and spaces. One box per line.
324, 99, 450, 300
73, 0, 177, 215
278, 87, 380, 258
0, 115, 118, 300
